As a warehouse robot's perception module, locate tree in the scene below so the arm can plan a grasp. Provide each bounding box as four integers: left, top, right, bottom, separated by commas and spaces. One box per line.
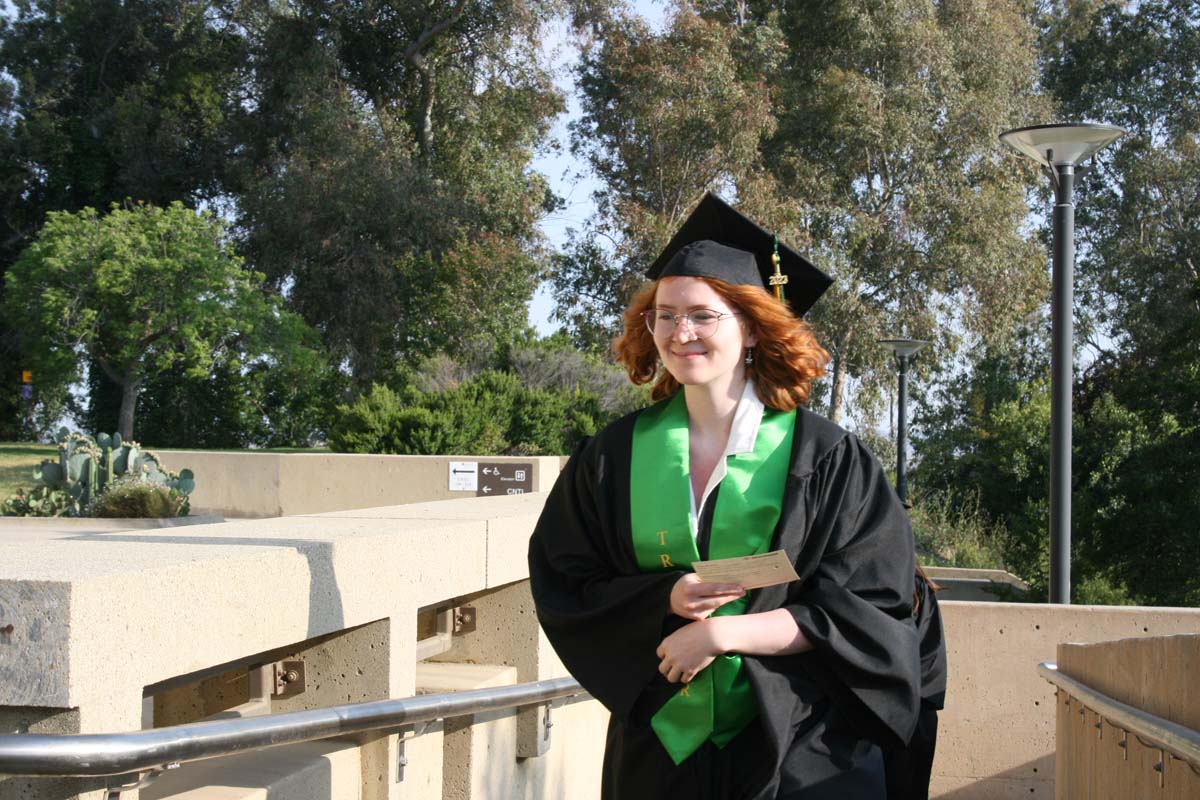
554, 5, 776, 351
558, 0, 1051, 431
237, 1, 564, 383
756, 0, 1051, 424
5, 202, 320, 440
1038, 0, 1200, 605
0, 0, 252, 435
0, 0, 571, 428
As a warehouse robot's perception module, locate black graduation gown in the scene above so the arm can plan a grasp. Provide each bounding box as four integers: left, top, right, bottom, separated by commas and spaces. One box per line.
884, 577, 947, 800
528, 405, 921, 799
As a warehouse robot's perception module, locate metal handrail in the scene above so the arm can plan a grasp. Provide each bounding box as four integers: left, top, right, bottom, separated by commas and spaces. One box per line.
0, 676, 587, 778
1039, 662, 1200, 767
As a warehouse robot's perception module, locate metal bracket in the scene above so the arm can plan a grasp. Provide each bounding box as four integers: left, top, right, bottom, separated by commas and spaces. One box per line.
272, 660, 306, 698
396, 722, 432, 783
416, 605, 477, 661
105, 763, 178, 798
542, 703, 554, 742
453, 606, 477, 634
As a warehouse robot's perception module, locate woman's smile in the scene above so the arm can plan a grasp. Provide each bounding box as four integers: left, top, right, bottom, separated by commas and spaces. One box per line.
653, 277, 754, 391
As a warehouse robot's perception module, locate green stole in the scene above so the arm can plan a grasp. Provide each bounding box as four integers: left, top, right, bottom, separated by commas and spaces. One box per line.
630, 390, 796, 765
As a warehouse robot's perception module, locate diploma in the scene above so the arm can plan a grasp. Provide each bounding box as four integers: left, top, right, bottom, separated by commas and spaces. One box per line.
691, 550, 800, 590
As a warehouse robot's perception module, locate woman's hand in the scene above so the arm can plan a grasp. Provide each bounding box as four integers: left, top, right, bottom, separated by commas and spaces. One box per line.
669, 573, 744, 620
656, 619, 728, 684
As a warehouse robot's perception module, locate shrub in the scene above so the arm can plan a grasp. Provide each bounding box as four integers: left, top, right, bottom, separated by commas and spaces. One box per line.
908, 490, 1009, 571
1, 428, 195, 517
329, 370, 619, 456
1, 485, 76, 517
88, 476, 188, 518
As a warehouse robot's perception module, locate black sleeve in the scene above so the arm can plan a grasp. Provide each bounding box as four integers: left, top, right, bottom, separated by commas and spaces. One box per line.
915, 579, 947, 709
781, 434, 921, 748
527, 436, 683, 721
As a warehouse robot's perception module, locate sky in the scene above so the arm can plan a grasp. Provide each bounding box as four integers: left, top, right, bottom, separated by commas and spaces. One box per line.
526, 0, 670, 336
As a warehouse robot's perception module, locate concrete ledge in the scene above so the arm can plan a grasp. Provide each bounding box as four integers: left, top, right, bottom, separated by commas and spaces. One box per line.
0, 516, 224, 531
142, 738, 362, 800
924, 567, 1029, 602
155, 452, 563, 518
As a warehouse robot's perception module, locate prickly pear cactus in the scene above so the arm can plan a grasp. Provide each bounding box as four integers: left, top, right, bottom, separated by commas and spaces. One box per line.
6, 430, 197, 518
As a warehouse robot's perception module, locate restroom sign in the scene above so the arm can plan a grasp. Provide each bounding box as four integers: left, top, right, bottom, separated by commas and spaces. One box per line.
478, 463, 533, 496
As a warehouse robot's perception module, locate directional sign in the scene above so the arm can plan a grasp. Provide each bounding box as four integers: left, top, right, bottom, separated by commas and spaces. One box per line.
478, 462, 533, 497
448, 461, 479, 492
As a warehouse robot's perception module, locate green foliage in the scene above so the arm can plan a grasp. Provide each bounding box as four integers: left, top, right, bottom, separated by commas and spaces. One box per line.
87, 475, 188, 519
83, 323, 343, 449
327, 384, 408, 455
908, 491, 1009, 573
913, 333, 1199, 606
235, 2, 563, 384
1, 484, 77, 518
329, 365, 625, 457
4, 202, 322, 440
0, 0, 566, 436
1, 428, 194, 518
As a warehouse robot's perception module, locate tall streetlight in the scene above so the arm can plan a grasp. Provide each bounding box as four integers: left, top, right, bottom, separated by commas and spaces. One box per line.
999, 122, 1125, 604
880, 338, 931, 506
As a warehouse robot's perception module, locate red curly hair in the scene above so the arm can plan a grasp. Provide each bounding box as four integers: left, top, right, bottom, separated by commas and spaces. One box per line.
613, 277, 829, 411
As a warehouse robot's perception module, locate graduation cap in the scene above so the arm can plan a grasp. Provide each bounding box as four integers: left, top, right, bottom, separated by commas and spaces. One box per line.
644, 192, 833, 317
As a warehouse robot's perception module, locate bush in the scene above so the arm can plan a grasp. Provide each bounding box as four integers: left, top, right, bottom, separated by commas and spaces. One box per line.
329, 370, 620, 456
1, 485, 76, 517
88, 476, 189, 518
908, 490, 1009, 571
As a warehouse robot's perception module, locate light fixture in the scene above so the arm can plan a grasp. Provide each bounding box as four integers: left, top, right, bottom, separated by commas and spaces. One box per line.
999, 123, 1126, 171
879, 338, 931, 506
999, 122, 1125, 604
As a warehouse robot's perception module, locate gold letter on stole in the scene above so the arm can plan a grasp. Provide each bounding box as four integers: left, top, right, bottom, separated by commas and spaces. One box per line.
657, 530, 667, 546
660, 554, 675, 568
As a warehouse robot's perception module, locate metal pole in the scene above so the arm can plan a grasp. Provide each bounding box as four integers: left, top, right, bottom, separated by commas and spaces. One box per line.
896, 353, 909, 505
1050, 165, 1075, 604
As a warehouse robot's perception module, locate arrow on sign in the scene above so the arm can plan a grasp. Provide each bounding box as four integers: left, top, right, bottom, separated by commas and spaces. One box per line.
482, 486, 493, 494
452, 468, 474, 475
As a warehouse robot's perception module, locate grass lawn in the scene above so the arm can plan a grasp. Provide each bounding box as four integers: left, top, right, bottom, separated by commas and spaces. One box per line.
0, 441, 56, 500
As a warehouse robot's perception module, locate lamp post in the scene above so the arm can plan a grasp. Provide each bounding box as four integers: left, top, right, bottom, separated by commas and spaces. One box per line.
999, 122, 1125, 604
879, 338, 931, 506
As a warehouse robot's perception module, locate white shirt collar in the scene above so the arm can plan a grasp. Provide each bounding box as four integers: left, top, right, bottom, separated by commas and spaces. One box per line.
689, 381, 765, 536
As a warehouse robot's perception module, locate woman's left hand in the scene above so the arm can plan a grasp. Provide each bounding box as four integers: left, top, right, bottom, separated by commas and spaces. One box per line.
656, 619, 727, 684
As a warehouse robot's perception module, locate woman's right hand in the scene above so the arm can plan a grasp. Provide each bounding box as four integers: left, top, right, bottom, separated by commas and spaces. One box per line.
669, 573, 745, 620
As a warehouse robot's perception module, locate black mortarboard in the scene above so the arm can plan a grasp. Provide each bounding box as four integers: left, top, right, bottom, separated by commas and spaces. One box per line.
644, 192, 833, 317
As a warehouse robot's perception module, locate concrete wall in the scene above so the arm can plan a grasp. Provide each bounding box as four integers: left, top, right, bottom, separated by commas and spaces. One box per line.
155, 452, 563, 518
4, 478, 1199, 800
933, 603, 1200, 799
0, 493, 595, 800
1054, 635, 1200, 800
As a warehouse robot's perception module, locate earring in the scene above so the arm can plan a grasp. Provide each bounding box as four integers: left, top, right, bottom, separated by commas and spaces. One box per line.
745, 348, 754, 365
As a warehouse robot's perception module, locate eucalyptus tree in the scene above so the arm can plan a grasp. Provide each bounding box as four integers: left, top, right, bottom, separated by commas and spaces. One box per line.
556, 4, 775, 351
559, 0, 1049, 428
756, 0, 1050, 423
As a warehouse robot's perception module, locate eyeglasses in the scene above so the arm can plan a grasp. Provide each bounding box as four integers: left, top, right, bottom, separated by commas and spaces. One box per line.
642, 308, 741, 339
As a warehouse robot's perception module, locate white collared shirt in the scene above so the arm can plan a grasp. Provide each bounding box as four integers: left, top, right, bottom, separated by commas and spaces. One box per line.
688, 381, 765, 539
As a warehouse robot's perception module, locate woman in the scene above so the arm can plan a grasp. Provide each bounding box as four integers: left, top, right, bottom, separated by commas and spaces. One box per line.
528, 193, 921, 799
